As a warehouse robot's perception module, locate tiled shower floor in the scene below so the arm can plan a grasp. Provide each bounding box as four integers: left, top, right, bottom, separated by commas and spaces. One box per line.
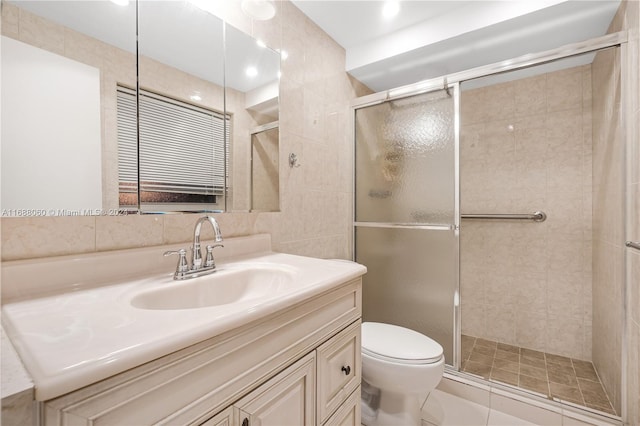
461, 335, 616, 415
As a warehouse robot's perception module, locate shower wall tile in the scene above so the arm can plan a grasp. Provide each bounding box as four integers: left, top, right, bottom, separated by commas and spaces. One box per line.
515, 311, 547, 351
546, 67, 584, 113
460, 64, 593, 361
514, 75, 546, 117
591, 31, 625, 413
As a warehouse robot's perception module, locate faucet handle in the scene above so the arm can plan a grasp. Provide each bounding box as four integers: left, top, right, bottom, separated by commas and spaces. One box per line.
204, 244, 224, 268
164, 249, 188, 273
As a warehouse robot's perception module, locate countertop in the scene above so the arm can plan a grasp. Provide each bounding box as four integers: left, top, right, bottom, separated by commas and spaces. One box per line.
2, 251, 366, 401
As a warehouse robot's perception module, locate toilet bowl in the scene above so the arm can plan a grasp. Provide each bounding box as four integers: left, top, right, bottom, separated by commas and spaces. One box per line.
361, 322, 444, 426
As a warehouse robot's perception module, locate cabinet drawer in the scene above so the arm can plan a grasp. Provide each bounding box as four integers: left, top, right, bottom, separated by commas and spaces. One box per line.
316, 320, 361, 424
323, 387, 360, 426
235, 352, 316, 426
200, 407, 235, 426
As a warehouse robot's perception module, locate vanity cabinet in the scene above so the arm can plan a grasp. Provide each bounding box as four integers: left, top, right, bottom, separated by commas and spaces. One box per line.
41, 278, 362, 426
232, 352, 316, 426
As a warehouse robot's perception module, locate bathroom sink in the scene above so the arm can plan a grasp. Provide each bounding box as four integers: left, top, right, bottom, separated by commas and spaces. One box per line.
130, 266, 296, 310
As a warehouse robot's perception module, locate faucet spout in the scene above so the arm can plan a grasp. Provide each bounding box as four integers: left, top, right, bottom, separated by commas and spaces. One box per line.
192, 216, 223, 270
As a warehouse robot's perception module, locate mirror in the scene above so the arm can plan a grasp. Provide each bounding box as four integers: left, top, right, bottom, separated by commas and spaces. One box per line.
224, 22, 280, 212
0, 0, 280, 216
1, 0, 136, 216
251, 124, 280, 212
135, 1, 225, 213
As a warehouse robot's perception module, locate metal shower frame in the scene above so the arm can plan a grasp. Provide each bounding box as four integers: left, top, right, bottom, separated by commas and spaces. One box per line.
350, 30, 630, 424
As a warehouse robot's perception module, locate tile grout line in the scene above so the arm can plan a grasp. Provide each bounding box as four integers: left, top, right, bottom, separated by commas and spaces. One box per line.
542, 352, 552, 400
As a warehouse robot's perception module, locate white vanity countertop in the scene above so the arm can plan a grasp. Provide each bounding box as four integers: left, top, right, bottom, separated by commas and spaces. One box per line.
2, 252, 366, 401
1, 325, 33, 398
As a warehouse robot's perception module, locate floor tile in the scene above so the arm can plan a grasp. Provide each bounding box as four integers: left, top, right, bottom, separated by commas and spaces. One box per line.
573, 363, 600, 381
521, 348, 545, 359
462, 336, 616, 416
548, 370, 578, 386
491, 368, 519, 386
422, 389, 490, 426
476, 338, 498, 348
520, 364, 547, 380
547, 362, 575, 376
487, 409, 539, 425
550, 382, 583, 405
578, 379, 612, 408
521, 356, 546, 369
519, 375, 549, 395
497, 342, 519, 354
469, 351, 494, 366
465, 361, 492, 377
494, 349, 519, 362
493, 358, 519, 374
545, 353, 572, 366
475, 345, 497, 357
490, 393, 562, 425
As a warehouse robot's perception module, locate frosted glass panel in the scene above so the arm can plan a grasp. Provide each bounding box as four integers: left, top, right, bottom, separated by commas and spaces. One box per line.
354, 87, 457, 366
356, 227, 456, 364
355, 90, 455, 224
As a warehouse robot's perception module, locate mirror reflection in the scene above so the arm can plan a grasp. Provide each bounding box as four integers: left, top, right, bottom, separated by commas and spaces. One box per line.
1, 0, 136, 215
135, 1, 226, 213
0, 0, 281, 216
224, 22, 280, 212
251, 124, 279, 212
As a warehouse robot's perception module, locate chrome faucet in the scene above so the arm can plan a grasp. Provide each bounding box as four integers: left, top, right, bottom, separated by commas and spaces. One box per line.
164, 216, 224, 280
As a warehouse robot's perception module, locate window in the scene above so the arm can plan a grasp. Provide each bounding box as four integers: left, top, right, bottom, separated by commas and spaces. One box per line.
117, 86, 229, 209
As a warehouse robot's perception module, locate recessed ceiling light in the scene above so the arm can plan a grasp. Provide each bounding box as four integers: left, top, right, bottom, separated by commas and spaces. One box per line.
109, 0, 129, 5
190, 93, 202, 102
241, 0, 276, 21
382, 1, 400, 19
245, 66, 258, 78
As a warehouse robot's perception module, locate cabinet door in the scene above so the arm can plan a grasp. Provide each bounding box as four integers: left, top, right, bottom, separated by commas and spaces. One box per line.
316, 321, 361, 424
234, 352, 316, 426
323, 387, 360, 426
200, 407, 235, 426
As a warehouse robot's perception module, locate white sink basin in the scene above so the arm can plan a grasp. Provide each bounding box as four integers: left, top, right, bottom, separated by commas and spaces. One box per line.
131, 266, 296, 310
1, 249, 366, 401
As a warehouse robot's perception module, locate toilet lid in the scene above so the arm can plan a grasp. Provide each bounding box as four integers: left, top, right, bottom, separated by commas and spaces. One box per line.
362, 322, 444, 364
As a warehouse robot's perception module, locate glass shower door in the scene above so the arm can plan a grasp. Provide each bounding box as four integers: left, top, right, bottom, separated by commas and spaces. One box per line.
354, 87, 459, 366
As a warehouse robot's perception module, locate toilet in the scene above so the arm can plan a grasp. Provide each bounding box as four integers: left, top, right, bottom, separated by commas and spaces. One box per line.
361, 322, 445, 426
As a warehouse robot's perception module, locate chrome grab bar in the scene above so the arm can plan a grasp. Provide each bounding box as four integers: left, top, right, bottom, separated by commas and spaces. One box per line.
627, 241, 640, 251
461, 211, 547, 222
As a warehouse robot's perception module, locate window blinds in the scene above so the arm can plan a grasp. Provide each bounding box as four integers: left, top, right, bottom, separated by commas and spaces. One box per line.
117, 86, 229, 196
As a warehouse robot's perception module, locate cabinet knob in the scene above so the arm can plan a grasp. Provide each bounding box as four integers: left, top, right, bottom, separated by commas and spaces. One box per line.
242, 418, 249, 426
341, 365, 351, 375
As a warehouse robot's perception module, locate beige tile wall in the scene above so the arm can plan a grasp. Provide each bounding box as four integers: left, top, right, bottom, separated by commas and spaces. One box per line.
460, 65, 594, 361
591, 0, 640, 416
591, 45, 624, 415
0, 1, 371, 262
616, 0, 640, 423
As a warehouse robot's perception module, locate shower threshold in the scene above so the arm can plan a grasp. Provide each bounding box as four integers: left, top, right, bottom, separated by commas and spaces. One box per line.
461, 335, 616, 416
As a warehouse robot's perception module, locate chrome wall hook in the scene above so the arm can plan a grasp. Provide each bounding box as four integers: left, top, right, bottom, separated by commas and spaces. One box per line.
289, 153, 301, 168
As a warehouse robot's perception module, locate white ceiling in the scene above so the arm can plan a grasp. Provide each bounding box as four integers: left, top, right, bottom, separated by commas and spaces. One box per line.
292, 0, 621, 92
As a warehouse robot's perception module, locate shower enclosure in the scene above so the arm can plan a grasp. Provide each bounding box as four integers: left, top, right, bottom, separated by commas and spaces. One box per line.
354, 88, 459, 365
353, 32, 628, 421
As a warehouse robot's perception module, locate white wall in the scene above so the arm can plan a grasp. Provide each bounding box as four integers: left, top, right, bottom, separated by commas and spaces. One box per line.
1, 36, 102, 214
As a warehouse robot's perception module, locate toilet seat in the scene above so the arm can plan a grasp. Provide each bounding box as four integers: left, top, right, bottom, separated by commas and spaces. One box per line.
362, 322, 443, 365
